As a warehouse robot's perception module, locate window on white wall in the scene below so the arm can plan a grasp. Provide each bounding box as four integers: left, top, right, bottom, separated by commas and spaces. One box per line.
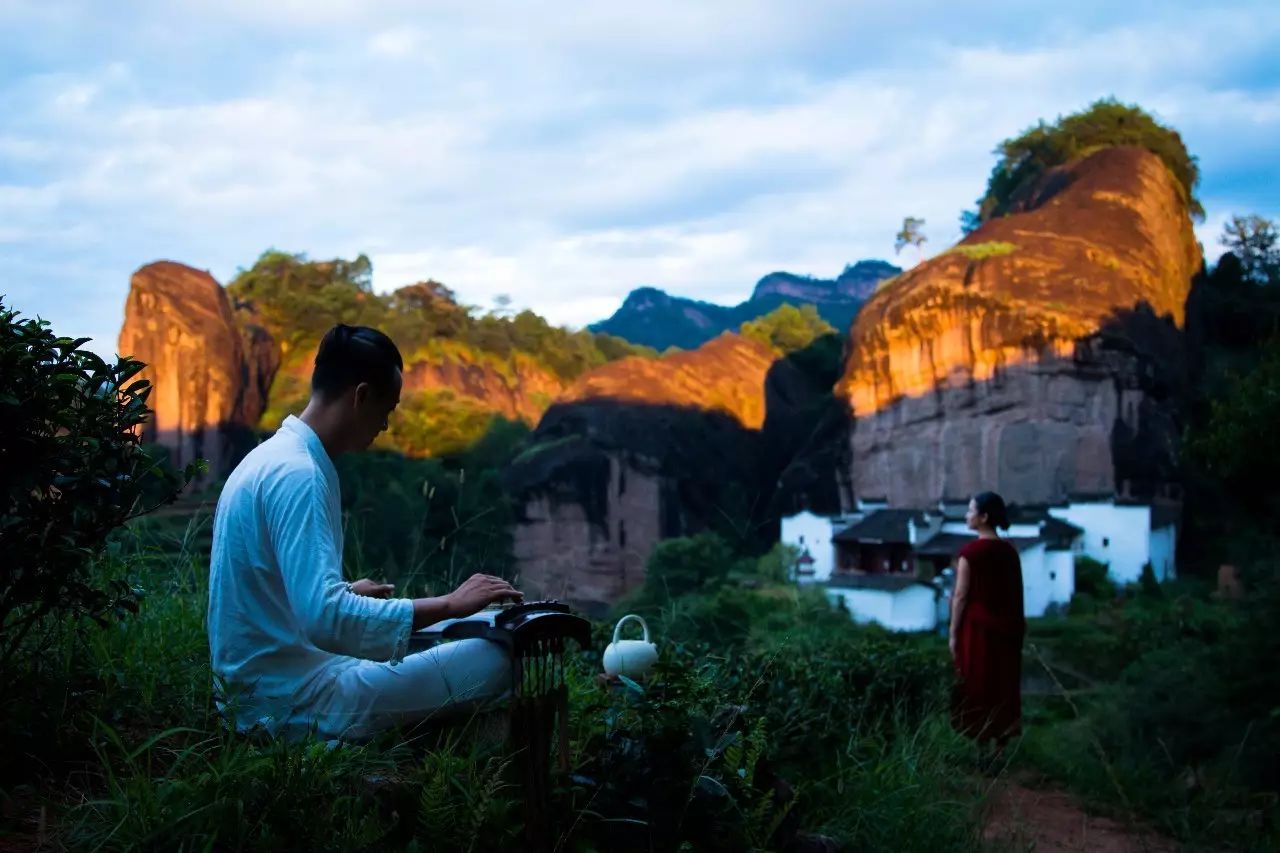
1102, 537, 1110, 548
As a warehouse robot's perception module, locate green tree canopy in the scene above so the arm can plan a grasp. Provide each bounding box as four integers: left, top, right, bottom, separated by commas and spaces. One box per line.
642, 533, 741, 603
228, 249, 662, 456
1185, 335, 1280, 524
229, 249, 654, 383
1221, 215, 1280, 286
227, 251, 380, 350
976, 98, 1202, 223
739, 303, 835, 354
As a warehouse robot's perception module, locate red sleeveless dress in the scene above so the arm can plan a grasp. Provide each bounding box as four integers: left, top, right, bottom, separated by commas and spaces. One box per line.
952, 538, 1025, 743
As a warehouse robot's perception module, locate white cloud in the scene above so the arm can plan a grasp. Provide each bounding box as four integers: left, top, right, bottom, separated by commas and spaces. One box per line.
1, 1, 1278, 357
366, 27, 422, 58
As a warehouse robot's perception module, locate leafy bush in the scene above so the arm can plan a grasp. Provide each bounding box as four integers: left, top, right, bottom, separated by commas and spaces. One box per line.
388, 390, 505, 459
568, 608, 971, 851
639, 533, 743, 604
0, 300, 198, 695
949, 241, 1017, 260
1138, 562, 1162, 597
1023, 568, 1280, 848
750, 542, 799, 585
976, 98, 1202, 223
1073, 555, 1115, 601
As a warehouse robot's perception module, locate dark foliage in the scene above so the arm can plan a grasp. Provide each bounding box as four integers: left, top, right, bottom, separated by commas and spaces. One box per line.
0, 299, 199, 697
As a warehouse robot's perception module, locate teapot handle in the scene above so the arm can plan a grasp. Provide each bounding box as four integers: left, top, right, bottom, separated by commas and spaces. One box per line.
612, 614, 650, 644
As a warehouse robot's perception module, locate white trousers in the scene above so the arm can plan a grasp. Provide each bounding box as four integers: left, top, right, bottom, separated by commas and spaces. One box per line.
292, 638, 511, 742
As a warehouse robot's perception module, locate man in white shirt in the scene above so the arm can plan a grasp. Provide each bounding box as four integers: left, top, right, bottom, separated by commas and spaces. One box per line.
208, 323, 522, 741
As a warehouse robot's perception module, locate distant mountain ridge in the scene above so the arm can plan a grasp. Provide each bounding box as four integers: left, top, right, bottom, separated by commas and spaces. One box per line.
589, 260, 900, 350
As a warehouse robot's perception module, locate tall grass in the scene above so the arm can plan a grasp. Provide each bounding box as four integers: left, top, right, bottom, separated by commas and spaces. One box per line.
1018, 583, 1280, 853
2, 512, 990, 851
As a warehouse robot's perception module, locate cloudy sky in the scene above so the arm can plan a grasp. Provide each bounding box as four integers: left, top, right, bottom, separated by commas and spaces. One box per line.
2, 1, 1278, 358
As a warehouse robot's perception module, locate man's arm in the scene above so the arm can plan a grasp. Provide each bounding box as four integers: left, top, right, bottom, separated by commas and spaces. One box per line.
409, 574, 523, 631
265, 467, 414, 662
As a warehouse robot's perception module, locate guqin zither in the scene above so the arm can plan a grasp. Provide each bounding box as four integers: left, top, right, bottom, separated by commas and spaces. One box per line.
410, 599, 591, 848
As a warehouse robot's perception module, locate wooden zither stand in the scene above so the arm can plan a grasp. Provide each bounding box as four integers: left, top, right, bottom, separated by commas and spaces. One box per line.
410, 601, 591, 850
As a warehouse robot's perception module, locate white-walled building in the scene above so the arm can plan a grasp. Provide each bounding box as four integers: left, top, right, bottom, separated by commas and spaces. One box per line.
781, 496, 1177, 632
826, 576, 938, 632
779, 510, 839, 583
1047, 497, 1178, 583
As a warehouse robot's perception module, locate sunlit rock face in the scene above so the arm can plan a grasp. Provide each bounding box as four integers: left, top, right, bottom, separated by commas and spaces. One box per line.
118, 261, 278, 478
837, 146, 1201, 506
557, 333, 777, 429
402, 352, 566, 424
507, 333, 780, 612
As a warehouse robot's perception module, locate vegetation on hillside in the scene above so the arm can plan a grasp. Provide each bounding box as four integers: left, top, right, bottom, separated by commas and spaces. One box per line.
229, 251, 653, 383
738, 303, 835, 355
226, 250, 655, 455
948, 241, 1018, 261
973, 98, 1203, 224
0, 492, 988, 850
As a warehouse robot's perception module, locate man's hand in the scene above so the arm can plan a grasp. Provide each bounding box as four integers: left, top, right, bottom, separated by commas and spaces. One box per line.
445, 573, 523, 618
349, 578, 396, 598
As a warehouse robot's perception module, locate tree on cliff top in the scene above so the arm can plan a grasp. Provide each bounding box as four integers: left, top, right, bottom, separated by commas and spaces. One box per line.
228, 250, 381, 349
894, 216, 927, 264
976, 98, 1203, 223
739, 303, 835, 354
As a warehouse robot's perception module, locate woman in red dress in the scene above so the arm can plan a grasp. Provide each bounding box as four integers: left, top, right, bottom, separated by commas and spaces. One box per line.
949, 491, 1025, 749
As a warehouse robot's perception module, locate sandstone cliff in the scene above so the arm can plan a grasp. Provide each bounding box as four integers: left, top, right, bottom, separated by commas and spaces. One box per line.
837, 146, 1201, 506
120, 262, 574, 471
506, 333, 808, 611
402, 344, 565, 424
118, 261, 278, 478
558, 333, 777, 429
260, 340, 567, 434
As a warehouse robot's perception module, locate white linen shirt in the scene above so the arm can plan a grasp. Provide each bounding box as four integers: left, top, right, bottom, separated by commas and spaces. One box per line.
207, 415, 414, 732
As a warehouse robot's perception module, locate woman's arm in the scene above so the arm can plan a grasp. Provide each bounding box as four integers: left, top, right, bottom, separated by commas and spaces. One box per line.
949, 555, 971, 658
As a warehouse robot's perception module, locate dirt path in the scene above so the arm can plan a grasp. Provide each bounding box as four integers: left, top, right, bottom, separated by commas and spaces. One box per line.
984, 777, 1177, 853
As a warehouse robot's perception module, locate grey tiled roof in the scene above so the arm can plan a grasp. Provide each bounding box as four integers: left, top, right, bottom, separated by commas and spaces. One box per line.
827, 573, 928, 592
833, 509, 927, 544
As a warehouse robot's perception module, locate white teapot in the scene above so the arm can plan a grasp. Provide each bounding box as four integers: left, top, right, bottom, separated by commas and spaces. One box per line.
602, 614, 658, 679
